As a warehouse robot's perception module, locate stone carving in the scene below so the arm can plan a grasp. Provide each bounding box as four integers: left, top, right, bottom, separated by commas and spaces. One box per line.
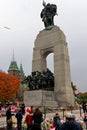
22, 68, 54, 90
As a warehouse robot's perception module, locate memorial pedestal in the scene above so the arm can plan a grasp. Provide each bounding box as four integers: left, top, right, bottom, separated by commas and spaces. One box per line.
24, 90, 58, 107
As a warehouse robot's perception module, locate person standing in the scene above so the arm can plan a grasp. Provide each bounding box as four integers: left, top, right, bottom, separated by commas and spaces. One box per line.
25, 109, 33, 130
6, 105, 13, 130
20, 103, 25, 115
82, 102, 87, 113
33, 108, 43, 128
59, 113, 83, 130
83, 113, 87, 129
53, 112, 61, 130
15, 108, 23, 130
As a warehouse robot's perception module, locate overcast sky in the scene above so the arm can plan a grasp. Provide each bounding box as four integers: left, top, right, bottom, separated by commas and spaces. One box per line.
0, 0, 87, 92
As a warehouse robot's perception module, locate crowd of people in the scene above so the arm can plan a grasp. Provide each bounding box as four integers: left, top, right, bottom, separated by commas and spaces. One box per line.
5, 103, 87, 130
6, 104, 43, 130
53, 112, 87, 130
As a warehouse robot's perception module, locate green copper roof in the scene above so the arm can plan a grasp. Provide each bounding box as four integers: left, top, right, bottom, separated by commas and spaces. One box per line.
20, 63, 24, 74
8, 61, 19, 71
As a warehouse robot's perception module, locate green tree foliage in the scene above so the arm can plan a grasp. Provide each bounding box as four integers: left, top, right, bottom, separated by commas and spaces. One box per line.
75, 92, 87, 103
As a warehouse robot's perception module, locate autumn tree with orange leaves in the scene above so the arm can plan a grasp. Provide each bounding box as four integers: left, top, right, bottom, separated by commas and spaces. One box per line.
0, 72, 20, 101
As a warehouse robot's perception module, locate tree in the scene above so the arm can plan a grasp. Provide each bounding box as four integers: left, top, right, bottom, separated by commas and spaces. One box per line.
75, 92, 87, 103
0, 72, 20, 101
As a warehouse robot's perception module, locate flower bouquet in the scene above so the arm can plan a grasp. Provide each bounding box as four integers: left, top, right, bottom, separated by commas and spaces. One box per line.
12, 116, 27, 129
41, 119, 54, 130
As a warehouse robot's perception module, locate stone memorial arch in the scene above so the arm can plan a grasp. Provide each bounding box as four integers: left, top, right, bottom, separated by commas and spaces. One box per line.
32, 26, 74, 107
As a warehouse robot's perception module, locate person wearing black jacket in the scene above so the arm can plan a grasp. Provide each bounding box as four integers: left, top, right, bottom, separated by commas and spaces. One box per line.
20, 103, 25, 115
6, 105, 13, 130
53, 112, 61, 130
15, 108, 23, 130
83, 113, 87, 129
33, 108, 43, 128
59, 113, 83, 130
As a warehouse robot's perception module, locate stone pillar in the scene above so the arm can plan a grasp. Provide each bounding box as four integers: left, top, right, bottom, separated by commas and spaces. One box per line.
32, 48, 47, 72
54, 41, 74, 107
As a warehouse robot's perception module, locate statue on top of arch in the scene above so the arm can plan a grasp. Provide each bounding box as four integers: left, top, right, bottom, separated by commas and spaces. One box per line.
40, 1, 58, 30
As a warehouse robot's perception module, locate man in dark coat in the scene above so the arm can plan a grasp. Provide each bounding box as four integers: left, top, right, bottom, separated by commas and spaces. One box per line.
20, 103, 25, 115
83, 113, 87, 129
82, 102, 87, 113
33, 108, 43, 128
15, 108, 23, 130
53, 112, 61, 130
6, 106, 13, 130
59, 113, 83, 130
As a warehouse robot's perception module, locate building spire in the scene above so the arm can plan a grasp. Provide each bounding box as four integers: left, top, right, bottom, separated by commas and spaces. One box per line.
20, 63, 24, 74
8, 52, 19, 72
12, 50, 15, 61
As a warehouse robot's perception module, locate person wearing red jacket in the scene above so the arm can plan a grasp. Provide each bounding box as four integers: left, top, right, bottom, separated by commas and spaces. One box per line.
25, 109, 33, 130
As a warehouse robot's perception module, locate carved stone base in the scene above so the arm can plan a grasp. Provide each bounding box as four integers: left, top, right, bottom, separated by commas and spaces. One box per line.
24, 90, 58, 107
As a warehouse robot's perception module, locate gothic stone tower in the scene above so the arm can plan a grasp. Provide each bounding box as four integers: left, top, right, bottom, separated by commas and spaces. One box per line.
8, 56, 26, 99
32, 26, 74, 107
